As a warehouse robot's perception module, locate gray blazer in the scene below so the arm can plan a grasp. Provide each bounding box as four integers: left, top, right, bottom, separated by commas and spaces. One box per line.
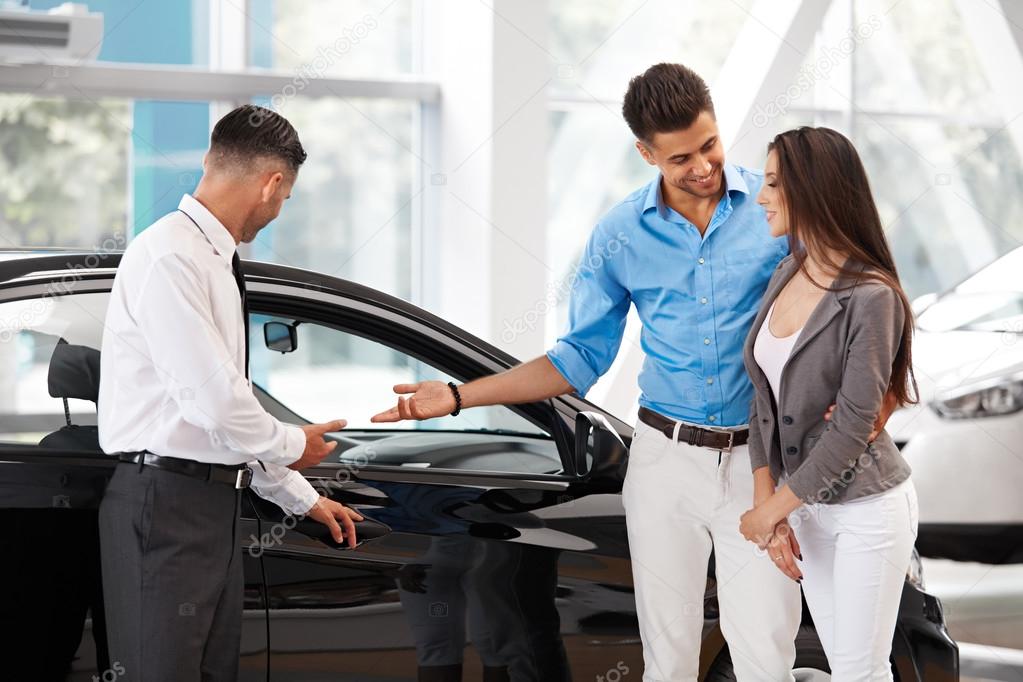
743, 254, 912, 504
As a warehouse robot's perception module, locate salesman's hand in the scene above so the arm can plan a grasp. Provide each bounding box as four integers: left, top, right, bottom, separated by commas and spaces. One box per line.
288, 419, 347, 470
371, 381, 455, 423
306, 496, 364, 548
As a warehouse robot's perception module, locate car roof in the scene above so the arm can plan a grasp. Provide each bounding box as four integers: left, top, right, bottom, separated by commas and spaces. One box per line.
0, 249, 518, 363
0, 250, 631, 435
12, 248, 573, 388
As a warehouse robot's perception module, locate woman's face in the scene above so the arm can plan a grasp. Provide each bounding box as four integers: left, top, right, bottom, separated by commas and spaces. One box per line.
757, 150, 788, 238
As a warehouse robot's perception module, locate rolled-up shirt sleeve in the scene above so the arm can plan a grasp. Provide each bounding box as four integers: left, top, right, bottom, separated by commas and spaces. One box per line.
546, 225, 631, 396
250, 455, 320, 516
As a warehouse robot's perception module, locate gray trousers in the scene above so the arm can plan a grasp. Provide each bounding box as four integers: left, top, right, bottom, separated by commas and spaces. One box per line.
99, 462, 243, 682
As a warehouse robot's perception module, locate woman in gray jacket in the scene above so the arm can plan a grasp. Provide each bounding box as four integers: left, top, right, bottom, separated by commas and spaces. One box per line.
737, 126, 918, 681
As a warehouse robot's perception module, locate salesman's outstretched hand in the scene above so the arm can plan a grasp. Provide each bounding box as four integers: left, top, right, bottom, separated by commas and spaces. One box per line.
288, 419, 347, 470
371, 381, 455, 423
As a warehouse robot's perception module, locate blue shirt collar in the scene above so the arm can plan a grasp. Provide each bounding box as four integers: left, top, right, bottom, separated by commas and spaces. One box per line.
642, 163, 750, 217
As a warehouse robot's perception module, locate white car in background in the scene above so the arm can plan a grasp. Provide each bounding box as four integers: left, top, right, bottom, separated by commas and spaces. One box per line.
889, 245, 1023, 564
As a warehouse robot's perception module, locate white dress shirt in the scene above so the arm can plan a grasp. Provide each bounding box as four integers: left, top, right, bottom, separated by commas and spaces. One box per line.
98, 194, 318, 515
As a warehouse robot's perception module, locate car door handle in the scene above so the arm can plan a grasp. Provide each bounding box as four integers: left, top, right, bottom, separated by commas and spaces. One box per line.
293, 514, 392, 550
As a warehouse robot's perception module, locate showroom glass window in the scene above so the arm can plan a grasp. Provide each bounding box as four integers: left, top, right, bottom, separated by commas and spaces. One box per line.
246, 0, 419, 300
8, 1, 212, 250
5, 1, 421, 305
545, 0, 1023, 344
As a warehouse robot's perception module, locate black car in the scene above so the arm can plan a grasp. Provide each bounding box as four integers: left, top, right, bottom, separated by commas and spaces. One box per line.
0, 251, 958, 681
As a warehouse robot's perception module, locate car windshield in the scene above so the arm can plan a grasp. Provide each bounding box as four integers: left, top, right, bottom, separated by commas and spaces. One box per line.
917, 246, 1023, 334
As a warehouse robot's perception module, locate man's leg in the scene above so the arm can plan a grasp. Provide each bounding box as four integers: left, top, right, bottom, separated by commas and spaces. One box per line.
99, 464, 150, 679
201, 492, 244, 681
624, 421, 715, 682
710, 445, 800, 682
101, 464, 241, 682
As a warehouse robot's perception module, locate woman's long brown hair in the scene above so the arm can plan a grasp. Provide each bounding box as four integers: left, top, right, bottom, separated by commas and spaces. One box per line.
768, 126, 918, 406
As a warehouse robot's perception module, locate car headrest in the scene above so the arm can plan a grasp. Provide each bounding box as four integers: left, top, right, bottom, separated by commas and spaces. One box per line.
47, 339, 101, 403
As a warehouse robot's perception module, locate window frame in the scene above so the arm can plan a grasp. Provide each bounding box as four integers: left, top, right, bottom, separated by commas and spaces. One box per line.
248, 280, 580, 479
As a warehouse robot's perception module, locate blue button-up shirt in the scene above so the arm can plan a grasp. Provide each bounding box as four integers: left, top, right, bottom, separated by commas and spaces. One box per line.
546, 164, 788, 427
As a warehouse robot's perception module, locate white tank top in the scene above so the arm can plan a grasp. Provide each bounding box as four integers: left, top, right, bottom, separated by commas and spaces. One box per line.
753, 301, 804, 405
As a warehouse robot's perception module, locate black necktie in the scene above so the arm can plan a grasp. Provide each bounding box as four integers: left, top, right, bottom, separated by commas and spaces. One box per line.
231, 251, 250, 378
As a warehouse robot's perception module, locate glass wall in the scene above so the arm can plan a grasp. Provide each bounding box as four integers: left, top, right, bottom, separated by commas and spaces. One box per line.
247, 0, 419, 298
4, 0, 420, 303
546, 0, 1023, 343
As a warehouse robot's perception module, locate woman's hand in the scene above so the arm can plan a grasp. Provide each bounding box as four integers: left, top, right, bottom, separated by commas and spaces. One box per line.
765, 521, 803, 582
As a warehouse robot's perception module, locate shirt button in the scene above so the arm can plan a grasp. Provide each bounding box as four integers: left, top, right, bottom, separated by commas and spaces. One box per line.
698, 257, 705, 265
703, 338, 711, 345
708, 416, 717, 423
782, 416, 794, 425
700, 297, 708, 304
786, 446, 798, 455
706, 378, 714, 385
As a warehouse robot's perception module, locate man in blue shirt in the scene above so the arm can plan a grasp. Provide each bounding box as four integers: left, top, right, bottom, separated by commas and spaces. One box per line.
374, 63, 800, 681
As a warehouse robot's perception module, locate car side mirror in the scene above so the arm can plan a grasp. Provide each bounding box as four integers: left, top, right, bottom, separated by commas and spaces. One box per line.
264, 321, 298, 354
574, 411, 628, 484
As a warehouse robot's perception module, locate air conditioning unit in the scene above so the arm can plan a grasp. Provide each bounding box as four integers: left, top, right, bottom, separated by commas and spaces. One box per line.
0, 2, 103, 62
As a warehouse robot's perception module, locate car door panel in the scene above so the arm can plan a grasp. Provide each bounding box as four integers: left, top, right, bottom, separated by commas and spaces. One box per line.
255, 458, 645, 681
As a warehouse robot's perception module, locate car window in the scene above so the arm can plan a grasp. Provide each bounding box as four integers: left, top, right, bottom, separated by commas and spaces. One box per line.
0, 288, 564, 476
0, 292, 108, 451
249, 313, 564, 475
250, 313, 550, 436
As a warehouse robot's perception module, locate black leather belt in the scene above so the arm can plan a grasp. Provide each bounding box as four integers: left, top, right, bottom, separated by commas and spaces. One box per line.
637, 407, 749, 452
118, 452, 252, 489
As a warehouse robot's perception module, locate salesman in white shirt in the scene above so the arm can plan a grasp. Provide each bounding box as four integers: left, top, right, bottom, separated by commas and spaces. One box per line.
97, 104, 362, 681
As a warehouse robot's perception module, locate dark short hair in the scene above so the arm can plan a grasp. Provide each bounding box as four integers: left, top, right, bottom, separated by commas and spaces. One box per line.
622, 63, 715, 142
209, 104, 307, 172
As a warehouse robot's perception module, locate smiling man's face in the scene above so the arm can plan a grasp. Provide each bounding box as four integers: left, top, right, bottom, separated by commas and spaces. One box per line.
636, 110, 726, 200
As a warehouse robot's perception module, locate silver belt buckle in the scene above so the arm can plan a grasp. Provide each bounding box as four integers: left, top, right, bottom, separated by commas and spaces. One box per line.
722, 430, 736, 453
235, 467, 253, 489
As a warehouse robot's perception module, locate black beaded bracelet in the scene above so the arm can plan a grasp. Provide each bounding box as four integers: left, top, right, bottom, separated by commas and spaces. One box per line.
447, 382, 462, 416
